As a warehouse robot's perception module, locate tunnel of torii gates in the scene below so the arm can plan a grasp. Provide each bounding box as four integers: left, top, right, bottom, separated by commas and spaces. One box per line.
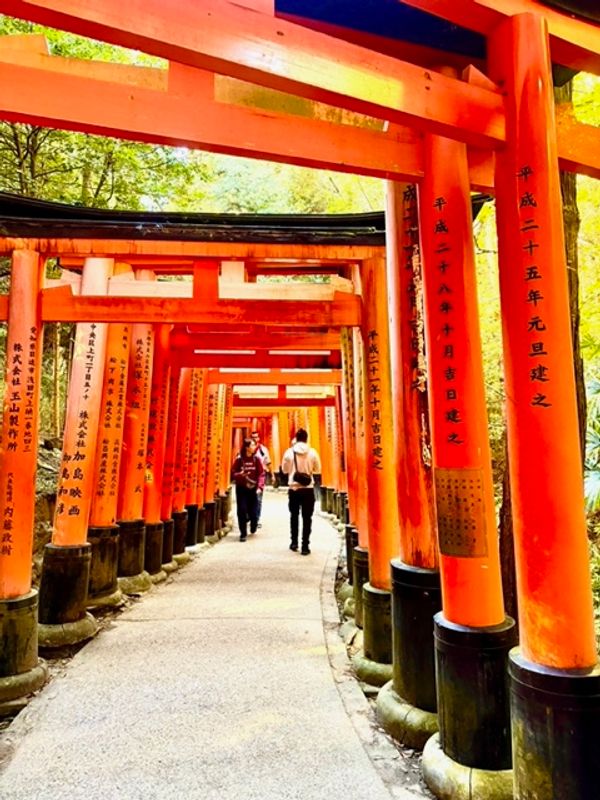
0, 0, 599, 797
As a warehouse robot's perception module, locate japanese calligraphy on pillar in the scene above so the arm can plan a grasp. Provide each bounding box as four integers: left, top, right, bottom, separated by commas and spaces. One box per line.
56, 322, 102, 525
515, 165, 552, 410
402, 185, 427, 395
94, 325, 130, 512
341, 328, 356, 442
160, 369, 181, 520
430, 193, 465, 449
365, 329, 384, 470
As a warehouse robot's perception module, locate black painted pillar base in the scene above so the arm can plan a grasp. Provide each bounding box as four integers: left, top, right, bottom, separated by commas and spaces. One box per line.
117, 519, 151, 594
38, 543, 98, 647
344, 525, 357, 585
184, 504, 199, 551
319, 485, 329, 513
342, 492, 350, 524
392, 560, 442, 712
87, 525, 121, 608
421, 614, 517, 798
352, 546, 369, 629
332, 491, 341, 520
161, 518, 177, 572
204, 501, 216, 541
0, 590, 47, 707
434, 613, 517, 770
352, 583, 393, 687
172, 510, 191, 565
145, 521, 166, 582
510, 648, 600, 800
214, 496, 223, 536
196, 507, 206, 544
325, 487, 334, 515
219, 493, 229, 529
376, 560, 442, 749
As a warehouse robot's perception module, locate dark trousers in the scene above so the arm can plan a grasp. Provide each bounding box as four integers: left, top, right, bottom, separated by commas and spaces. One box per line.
236, 486, 258, 537
256, 490, 263, 522
288, 489, 316, 550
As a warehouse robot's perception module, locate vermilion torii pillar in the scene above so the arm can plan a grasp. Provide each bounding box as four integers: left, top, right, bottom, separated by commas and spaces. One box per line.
160, 365, 181, 567
171, 367, 193, 563
490, 15, 599, 799
185, 369, 205, 548
143, 323, 171, 573
352, 256, 400, 685
87, 310, 131, 607
39, 257, 113, 647
376, 181, 441, 750
419, 130, 516, 796
0, 249, 47, 704
117, 283, 155, 592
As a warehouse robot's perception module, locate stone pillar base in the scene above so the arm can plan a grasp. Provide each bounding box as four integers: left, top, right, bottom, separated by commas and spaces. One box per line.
343, 597, 355, 618
86, 587, 124, 610
423, 734, 513, 800
38, 612, 98, 649
118, 571, 152, 595
0, 661, 48, 709
338, 581, 353, 602
149, 569, 167, 584
376, 680, 438, 750
173, 551, 192, 566
185, 543, 203, 554
162, 559, 179, 574
351, 650, 393, 687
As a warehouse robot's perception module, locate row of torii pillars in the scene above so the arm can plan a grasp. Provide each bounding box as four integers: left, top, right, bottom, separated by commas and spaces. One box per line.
0, 22, 598, 800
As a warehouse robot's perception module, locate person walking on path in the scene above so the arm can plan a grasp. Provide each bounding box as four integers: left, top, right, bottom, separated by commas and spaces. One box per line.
281, 428, 321, 555
231, 438, 264, 542
251, 430, 271, 526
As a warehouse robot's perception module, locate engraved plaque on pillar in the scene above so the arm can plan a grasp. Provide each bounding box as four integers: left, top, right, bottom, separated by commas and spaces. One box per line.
434, 467, 488, 558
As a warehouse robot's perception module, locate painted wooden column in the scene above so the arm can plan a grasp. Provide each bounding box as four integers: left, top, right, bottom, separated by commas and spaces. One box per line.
360, 257, 400, 591
142, 323, 171, 574
202, 385, 219, 541
171, 367, 193, 563
182, 369, 201, 551
352, 325, 369, 547
87, 307, 131, 606
270, 414, 281, 478
490, 15, 599, 799
376, 181, 442, 749
419, 127, 515, 793
185, 369, 206, 547
352, 256, 399, 680
160, 365, 181, 566
39, 257, 113, 647
219, 384, 234, 530
0, 249, 47, 699
340, 327, 358, 528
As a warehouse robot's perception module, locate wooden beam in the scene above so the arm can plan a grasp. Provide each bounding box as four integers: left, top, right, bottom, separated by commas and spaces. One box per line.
0, 44, 597, 183
398, 0, 600, 75
0, 57, 426, 184
172, 352, 342, 369
233, 397, 335, 407
207, 369, 342, 385
0, 0, 505, 148
37, 284, 362, 326
0, 238, 381, 260
170, 330, 341, 351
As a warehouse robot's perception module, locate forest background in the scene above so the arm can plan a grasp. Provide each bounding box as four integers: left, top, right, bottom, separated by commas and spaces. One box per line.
0, 18, 599, 629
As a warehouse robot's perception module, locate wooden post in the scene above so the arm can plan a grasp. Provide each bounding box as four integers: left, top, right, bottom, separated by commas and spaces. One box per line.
0, 249, 47, 697
38, 256, 113, 646
160, 365, 181, 566
490, 15, 599, 799
360, 257, 400, 592
419, 127, 515, 785
87, 301, 131, 604
116, 271, 155, 589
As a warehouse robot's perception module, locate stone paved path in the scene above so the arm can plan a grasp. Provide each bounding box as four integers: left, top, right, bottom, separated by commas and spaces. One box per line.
0, 491, 421, 800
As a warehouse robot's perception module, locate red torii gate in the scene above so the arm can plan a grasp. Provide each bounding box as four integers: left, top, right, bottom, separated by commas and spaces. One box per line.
0, 2, 598, 799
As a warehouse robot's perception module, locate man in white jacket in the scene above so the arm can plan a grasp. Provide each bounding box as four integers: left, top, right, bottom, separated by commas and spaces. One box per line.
281, 428, 322, 555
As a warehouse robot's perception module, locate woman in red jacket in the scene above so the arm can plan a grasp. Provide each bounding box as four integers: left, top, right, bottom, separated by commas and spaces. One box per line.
231, 438, 264, 542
